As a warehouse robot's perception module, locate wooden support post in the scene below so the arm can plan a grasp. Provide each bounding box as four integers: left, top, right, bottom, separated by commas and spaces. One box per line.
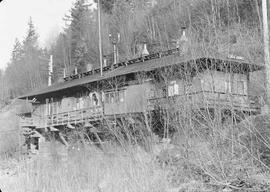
59, 132, 69, 147
18, 122, 22, 157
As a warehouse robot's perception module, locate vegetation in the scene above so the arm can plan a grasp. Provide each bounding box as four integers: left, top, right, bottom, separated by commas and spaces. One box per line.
0, 0, 270, 192
0, 0, 266, 101
3, 18, 49, 100
1, 110, 270, 191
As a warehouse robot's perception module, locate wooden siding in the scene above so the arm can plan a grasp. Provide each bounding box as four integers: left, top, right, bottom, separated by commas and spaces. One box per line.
20, 70, 261, 128
125, 83, 152, 113
104, 89, 127, 115
148, 70, 259, 112
104, 83, 154, 115
200, 70, 248, 95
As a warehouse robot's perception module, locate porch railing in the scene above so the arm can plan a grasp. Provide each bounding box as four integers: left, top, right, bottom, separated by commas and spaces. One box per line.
20, 106, 103, 128
147, 91, 261, 111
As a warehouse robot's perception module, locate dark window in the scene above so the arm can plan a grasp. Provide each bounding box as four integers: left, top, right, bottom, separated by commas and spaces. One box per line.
105, 90, 125, 104
115, 92, 120, 103
92, 93, 99, 106
119, 91, 125, 103
237, 81, 245, 94
105, 93, 110, 103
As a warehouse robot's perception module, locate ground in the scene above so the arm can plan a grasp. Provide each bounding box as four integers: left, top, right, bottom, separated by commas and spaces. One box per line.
1, 102, 270, 192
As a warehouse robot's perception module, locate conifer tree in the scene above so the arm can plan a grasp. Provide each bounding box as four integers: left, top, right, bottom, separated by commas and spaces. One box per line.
5, 18, 48, 98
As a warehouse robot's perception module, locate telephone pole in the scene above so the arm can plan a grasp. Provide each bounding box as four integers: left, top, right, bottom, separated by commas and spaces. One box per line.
98, 0, 103, 76
48, 55, 53, 86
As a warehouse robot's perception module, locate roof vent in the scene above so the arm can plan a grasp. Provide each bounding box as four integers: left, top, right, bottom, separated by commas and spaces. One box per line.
86, 64, 93, 71
63, 68, 66, 78
103, 57, 108, 67
180, 27, 188, 42
175, 27, 188, 53
141, 43, 149, 56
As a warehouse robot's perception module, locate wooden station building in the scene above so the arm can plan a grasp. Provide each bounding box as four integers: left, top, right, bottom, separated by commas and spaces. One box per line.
18, 47, 264, 146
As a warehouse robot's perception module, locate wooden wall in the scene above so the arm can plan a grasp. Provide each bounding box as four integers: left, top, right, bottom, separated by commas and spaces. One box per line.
30, 69, 254, 119
199, 70, 248, 95
104, 83, 154, 115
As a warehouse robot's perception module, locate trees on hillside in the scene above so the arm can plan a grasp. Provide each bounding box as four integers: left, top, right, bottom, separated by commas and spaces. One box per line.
45, 0, 266, 83
1, 0, 265, 101
51, 0, 102, 81
4, 18, 48, 99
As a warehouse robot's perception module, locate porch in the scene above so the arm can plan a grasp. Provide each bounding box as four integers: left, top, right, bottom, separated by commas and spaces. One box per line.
147, 91, 262, 112
20, 106, 103, 128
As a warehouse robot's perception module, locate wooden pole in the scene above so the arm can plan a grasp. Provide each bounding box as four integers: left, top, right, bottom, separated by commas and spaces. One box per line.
98, 0, 103, 76
262, 0, 270, 109
48, 55, 53, 86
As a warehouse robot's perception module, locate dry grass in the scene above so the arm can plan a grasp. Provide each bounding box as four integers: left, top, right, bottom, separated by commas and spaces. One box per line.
0, 143, 168, 192
0, 110, 20, 157
1, 110, 270, 192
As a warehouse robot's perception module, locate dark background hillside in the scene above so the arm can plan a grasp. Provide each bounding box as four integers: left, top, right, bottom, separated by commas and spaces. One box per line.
0, 0, 267, 103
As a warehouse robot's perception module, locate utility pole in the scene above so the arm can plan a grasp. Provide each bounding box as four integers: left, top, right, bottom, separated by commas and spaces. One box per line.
98, 0, 103, 76
48, 55, 53, 86
262, 0, 270, 110
109, 32, 120, 64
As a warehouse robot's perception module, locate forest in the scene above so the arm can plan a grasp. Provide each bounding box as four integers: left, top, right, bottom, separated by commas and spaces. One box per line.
0, 0, 265, 104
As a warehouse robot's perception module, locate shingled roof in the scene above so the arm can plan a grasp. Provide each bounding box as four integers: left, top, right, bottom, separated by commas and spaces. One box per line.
18, 50, 264, 100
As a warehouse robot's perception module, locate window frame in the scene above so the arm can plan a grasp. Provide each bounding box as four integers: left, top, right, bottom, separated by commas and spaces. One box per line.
104, 90, 126, 104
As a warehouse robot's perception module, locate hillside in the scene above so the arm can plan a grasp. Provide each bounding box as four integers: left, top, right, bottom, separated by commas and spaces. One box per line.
1, 0, 267, 99
0, 99, 31, 155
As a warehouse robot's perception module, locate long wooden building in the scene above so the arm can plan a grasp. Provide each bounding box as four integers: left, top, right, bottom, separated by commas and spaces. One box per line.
18, 47, 264, 147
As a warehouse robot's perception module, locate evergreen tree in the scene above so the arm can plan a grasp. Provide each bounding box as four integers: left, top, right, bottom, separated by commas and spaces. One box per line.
5, 18, 48, 98
22, 17, 48, 91
70, 0, 91, 72
50, 33, 71, 81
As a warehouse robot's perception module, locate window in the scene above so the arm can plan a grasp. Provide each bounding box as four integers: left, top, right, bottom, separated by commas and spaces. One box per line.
92, 93, 99, 106
185, 82, 192, 94
119, 91, 125, 102
115, 92, 120, 103
105, 90, 125, 104
110, 93, 115, 104
162, 88, 167, 97
105, 93, 110, 103
89, 92, 100, 106
168, 81, 179, 96
224, 73, 231, 93
201, 76, 214, 92
237, 81, 245, 94
148, 89, 155, 98
225, 80, 231, 93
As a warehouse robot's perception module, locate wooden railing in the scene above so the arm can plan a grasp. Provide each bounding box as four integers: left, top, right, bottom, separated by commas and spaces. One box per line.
20, 106, 103, 128
148, 91, 261, 112
20, 116, 34, 127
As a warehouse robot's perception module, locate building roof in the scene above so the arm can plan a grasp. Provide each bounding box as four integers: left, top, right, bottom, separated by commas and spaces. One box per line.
18, 51, 264, 99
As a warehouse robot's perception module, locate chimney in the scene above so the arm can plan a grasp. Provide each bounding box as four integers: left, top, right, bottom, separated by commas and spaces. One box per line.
141, 43, 149, 56
58, 68, 66, 83
180, 27, 188, 42
176, 27, 189, 53
103, 57, 107, 67
86, 64, 93, 71
63, 68, 66, 78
